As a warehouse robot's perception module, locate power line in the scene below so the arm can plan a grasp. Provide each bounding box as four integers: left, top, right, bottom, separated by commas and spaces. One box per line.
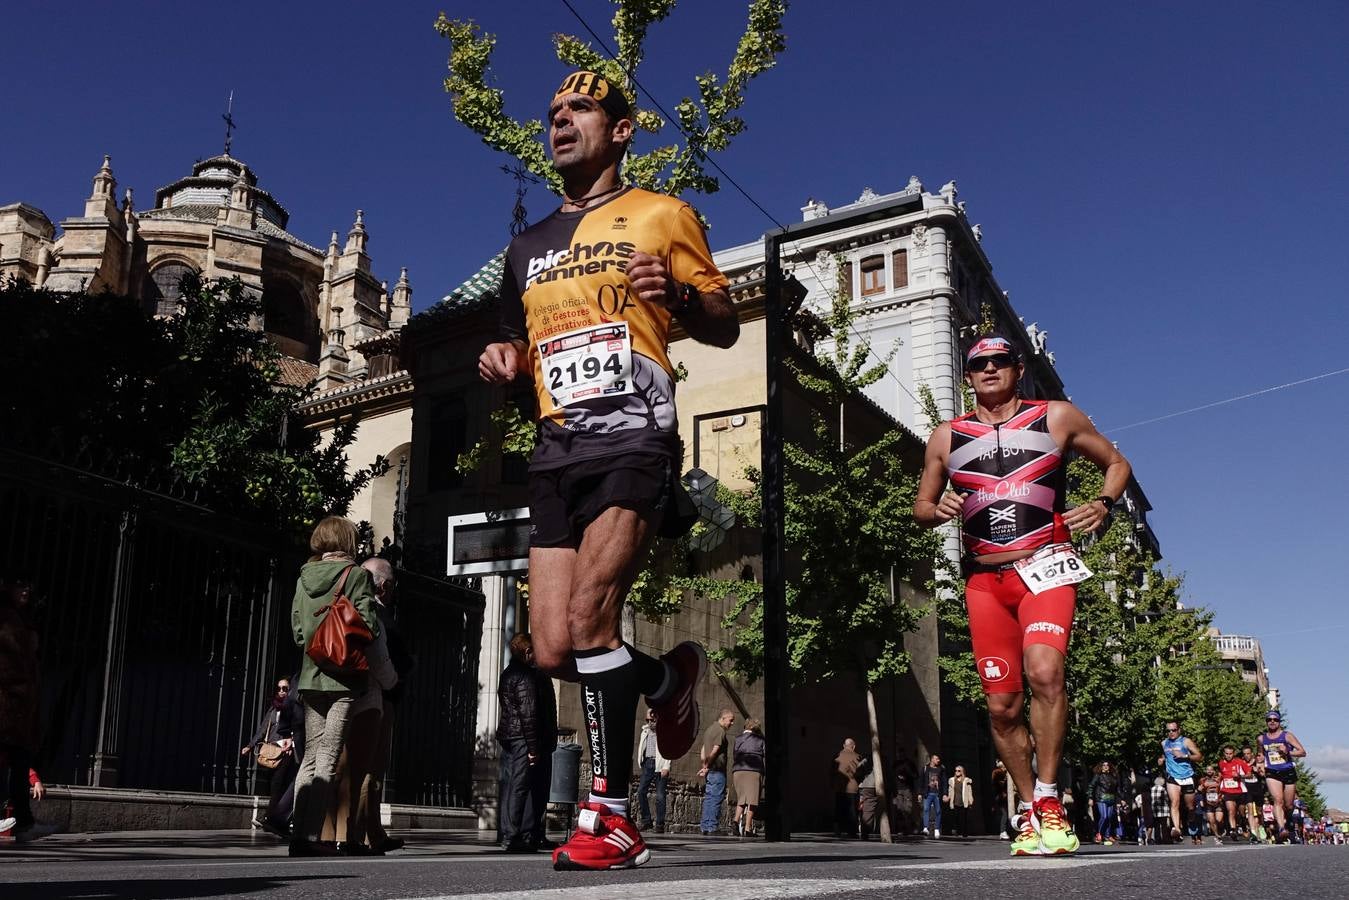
1104, 367, 1349, 435
557, 0, 781, 226
556, 0, 924, 409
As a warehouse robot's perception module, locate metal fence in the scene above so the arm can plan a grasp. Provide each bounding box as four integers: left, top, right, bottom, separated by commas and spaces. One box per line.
2, 447, 483, 806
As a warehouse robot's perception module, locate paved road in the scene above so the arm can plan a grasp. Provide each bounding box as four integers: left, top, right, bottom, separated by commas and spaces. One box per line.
2, 830, 1345, 899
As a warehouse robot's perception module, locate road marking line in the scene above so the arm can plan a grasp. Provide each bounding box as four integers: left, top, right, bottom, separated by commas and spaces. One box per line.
876, 844, 1269, 872
879, 856, 1139, 871
400, 877, 927, 900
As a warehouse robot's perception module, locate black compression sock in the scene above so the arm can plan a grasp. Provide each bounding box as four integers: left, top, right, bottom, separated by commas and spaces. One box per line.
575, 645, 640, 815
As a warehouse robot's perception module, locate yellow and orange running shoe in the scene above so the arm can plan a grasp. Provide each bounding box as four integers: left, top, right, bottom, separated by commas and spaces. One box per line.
1033, 796, 1080, 855
1010, 810, 1043, 856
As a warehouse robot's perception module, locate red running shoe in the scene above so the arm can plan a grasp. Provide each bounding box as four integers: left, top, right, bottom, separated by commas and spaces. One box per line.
552, 803, 650, 871
650, 641, 706, 760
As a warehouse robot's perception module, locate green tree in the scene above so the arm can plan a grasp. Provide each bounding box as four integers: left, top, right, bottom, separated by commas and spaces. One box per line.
686, 277, 943, 842
1295, 762, 1328, 820
435, 0, 788, 198
1, 276, 380, 534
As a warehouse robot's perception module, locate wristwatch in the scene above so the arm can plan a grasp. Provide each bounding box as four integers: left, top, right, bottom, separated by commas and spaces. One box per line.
672, 282, 702, 315
1094, 495, 1116, 512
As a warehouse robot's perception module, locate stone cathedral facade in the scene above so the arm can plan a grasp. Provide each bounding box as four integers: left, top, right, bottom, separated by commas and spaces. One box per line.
0, 153, 410, 391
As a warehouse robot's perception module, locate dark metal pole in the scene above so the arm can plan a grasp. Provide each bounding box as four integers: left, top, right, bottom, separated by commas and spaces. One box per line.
92, 508, 137, 787
761, 230, 790, 841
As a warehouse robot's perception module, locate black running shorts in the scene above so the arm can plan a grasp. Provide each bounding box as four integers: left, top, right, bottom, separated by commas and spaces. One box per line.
1165, 775, 1197, 794
1265, 768, 1297, 786
528, 452, 697, 549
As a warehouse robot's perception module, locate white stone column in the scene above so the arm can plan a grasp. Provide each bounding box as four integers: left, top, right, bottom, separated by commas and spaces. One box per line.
473, 574, 519, 830
475, 575, 510, 754
906, 225, 959, 431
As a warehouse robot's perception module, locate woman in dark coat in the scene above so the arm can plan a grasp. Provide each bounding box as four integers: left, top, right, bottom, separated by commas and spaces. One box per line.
241, 675, 302, 837
732, 719, 766, 837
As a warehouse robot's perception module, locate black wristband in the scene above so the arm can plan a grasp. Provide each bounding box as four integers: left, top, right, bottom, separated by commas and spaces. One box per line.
673, 282, 702, 316
1094, 495, 1115, 512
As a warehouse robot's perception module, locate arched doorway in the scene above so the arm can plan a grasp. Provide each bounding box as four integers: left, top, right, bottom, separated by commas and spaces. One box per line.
141, 261, 197, 317
370, 442, 411, 556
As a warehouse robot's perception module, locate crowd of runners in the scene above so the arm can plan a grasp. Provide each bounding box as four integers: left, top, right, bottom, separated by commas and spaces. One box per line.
1078, 713, 1343, 847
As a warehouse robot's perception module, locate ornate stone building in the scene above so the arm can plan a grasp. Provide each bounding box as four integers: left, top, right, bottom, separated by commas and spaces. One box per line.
1, 153, 411, 391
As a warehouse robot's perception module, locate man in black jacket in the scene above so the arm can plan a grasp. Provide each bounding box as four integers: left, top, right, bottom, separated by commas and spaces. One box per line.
356, 558, 413, 853
497, 633, 558, 851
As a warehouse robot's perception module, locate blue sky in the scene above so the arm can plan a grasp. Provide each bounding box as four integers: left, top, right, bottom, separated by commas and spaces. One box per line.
6, 2, 1348, 806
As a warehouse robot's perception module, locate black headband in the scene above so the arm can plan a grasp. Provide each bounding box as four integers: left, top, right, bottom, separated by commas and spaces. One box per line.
553, 70, 632, 121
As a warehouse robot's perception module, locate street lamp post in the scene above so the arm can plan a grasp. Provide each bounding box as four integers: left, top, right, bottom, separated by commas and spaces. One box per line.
759, 191, 924, 842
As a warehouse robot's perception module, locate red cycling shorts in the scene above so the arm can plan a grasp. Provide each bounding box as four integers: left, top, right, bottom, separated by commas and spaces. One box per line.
965, 569, 1075, 694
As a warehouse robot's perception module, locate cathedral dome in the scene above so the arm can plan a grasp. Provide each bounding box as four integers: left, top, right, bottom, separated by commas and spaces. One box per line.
151, 154, 290, 228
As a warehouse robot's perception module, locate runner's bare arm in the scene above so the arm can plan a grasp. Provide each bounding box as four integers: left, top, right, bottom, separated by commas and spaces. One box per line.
626, 251, 738, 348
675, 286, 738, 348
1287, 732, 1307, 758
1185, 739, 1203, 763
478, 339, 529, 384
1050, 401, 1132, 533
914, 423, 964, 527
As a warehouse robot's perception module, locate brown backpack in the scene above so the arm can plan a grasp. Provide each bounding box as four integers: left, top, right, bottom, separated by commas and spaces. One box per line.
306, 566, 372, 676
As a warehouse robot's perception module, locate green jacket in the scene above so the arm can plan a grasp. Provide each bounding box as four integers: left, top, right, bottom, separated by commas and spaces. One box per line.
291, 559, 380, 695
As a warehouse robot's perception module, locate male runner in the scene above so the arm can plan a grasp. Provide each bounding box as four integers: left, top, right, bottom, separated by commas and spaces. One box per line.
1258, 710, 1306, 843
914, 335, 1132, 856
1241, 744, 1265, 842
1162, 719, 1202, 843
1199, 765, 1224, 845
1218, 744, 1251, 840
479, 70, 738, 871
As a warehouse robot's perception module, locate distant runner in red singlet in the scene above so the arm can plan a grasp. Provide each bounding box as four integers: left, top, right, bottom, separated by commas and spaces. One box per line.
915, 334, 1132, 857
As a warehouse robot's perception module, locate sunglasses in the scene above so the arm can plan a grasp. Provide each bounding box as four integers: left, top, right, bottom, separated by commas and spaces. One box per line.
1166, 727, 1180, 732
966, 353, 1016, 372
278, 686, 291, 692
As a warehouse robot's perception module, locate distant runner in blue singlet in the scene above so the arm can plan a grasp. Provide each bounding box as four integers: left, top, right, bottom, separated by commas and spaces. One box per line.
1161, 719, 1202, 842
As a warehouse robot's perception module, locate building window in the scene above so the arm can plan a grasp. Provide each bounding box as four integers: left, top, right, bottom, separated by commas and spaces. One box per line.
427, 396, 467, 492
262, 278, 315, 356
860, 255, 885, 296
142, 262, 196, 317
367, 353, 397, 379
892, 249, 908, 289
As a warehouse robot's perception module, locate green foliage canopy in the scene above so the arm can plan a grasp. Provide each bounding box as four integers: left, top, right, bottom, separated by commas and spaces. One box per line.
1, 276, 380, 535
435, 0, 788, 199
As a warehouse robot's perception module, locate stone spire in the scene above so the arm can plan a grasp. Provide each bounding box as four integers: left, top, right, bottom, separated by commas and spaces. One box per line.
122, 188, 138, 289
85, 155, 121, 220
344, 209, 368, 258
329, 209, 382, 334
319, 230, 340, 334
389, 267, 412, 328
317, 305, 351, 390
43, 154, 126, 293
222, 170, 256, 229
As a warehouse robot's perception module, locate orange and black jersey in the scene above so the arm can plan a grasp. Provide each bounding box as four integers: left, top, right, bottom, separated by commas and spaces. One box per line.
499, 187, 728, 471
